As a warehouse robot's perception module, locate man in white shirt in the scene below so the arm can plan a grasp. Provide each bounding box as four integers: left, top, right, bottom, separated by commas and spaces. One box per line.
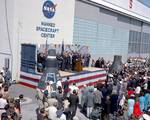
139, 114, 150, 120
119, 94, 125, 108
0, 94, 7, 117
45, 101, 58, 119
143, 82, 148, 90
56, 80, 62, 89
0, 94, 7, 109
69, 83, 79, 94
135, 86, 141, 95
0, 71, 4, 87
45, 82, 53, 97
59, 113, 66, 120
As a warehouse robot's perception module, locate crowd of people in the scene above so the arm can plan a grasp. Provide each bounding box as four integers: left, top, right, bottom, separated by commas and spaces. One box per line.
83, 58, 150, 120
91, 57, 108, 68
1, 57, 150, 120
37, 51, 91, 72
35, 58, 150, 120
0, 68, 11, 86
0, 69, 23, 120
36, 82, 79, 120
57, 51, 91, 71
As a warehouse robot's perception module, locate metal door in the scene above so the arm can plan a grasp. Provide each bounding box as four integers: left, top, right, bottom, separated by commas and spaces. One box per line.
21, 44, 36, 73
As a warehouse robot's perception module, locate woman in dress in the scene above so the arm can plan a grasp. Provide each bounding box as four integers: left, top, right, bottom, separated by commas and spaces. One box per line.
139, 92, 145, 112
144, 90, 150, 111
127, 94, 135, 117
133, 98, 142, 118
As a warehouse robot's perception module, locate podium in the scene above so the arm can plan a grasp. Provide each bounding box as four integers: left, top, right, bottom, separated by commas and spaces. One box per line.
75, 59, 83, 72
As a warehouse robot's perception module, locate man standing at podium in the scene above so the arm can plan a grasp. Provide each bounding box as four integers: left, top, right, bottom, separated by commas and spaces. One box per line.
85, 53, 91, 67
72, 53, 77, 71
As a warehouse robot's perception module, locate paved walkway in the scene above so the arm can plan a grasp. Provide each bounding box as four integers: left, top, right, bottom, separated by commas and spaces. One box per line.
9, 84, 88, 120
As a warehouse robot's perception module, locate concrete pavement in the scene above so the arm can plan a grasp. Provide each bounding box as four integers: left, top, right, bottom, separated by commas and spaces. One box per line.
9, 84, 88, 120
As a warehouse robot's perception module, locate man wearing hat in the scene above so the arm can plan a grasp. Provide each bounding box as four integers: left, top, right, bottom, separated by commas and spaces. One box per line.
107, 74, 114, 86
4, 68, 11, 86
0, 70, 4, 87
86, 87, 95, 118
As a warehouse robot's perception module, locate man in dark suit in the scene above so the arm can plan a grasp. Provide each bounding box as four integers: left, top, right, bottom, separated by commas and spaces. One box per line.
66, 53, 71, 70
72, 53, 77, 71
68, 90, 79, 120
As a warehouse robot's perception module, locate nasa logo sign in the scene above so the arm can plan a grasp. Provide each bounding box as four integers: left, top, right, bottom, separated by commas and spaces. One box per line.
43, 0, 57, 19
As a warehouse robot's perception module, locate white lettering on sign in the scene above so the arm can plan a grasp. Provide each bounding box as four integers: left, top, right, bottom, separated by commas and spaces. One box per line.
43, 6, 55, 12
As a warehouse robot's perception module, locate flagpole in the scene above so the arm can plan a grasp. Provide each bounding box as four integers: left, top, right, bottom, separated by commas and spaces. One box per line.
61, 39, 64, 55
45, 37, 48, 55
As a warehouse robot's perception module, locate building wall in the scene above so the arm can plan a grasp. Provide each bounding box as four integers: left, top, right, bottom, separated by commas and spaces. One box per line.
74, 0, 128, 62
91, 0, 150, 23
140, 24, 150, 57
13, 0, 75, 45
73, 18, 129, 62
143, 23, 150, 33
0, 0, 14, 75
74, 0, 150, 62
128, 23, 150, 57
0, 0, 75, 80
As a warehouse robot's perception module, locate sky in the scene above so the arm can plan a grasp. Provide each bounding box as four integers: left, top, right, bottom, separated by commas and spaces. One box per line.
139, 0, 150, 7
143, 0, 150, 4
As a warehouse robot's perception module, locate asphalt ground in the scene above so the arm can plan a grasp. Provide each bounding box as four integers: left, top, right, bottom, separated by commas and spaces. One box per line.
9, 84, 88, 120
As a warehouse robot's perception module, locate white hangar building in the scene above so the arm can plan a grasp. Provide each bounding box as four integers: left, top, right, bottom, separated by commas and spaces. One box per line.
0, 0, 150, 80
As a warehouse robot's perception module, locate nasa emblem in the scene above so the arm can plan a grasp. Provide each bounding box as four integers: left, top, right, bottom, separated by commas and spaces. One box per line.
43, 0, 57, 19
